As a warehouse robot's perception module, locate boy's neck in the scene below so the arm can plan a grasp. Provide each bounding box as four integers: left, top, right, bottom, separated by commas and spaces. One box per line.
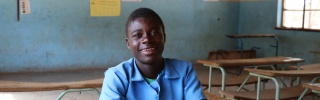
135, 59, 164, 79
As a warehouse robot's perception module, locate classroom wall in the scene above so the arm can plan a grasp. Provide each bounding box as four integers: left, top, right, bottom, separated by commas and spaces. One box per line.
239, 0, 320, 65
0, 0, 239, 72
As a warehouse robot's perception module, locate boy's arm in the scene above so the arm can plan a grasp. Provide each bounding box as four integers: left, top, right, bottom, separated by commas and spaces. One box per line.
184, 62, 207, 100
99, 69, 127, 100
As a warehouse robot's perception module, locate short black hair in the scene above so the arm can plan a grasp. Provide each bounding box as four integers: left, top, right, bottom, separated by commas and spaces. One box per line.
125, 8, 165, 39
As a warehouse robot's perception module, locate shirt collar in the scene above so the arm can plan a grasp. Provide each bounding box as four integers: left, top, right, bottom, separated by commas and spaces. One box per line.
131, 58, 180, 81
162, 58, 180, 79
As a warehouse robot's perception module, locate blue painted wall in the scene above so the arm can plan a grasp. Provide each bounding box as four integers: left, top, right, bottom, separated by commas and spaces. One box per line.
0, 0, 239, 72
239, 0, 320, 65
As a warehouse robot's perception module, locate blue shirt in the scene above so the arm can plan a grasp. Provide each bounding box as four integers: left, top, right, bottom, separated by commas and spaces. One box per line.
99, 58, 206, 100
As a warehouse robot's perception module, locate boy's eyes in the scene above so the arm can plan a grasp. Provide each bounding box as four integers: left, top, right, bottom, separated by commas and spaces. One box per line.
131, 31, 161, 38
151, 31, 158, 36
132, 33, 142, 38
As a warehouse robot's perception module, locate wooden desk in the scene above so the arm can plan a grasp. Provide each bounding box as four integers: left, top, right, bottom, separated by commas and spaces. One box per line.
303, 83, 320, 92
0, 68, 105, 100
220, 68, 320, 100
300, 77, 320, 99
197, 56, 305, 92
226, 34, 277, 38
226, 34, 278, 56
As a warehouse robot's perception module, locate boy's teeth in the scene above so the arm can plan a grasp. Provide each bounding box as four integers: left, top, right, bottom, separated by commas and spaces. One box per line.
142, 48, 154, 51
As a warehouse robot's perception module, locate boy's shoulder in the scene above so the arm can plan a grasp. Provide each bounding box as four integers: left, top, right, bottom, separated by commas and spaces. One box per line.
105, 58, 135, 76
164, 58, 193, 71
164, 58, 191, 66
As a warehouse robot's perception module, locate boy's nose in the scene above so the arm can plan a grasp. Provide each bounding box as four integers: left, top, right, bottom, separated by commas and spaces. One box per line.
141, 33, 154, 44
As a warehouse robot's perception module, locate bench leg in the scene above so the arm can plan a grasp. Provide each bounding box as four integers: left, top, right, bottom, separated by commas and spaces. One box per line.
204, 64, 226, 98
298, 77, 320, 100
204, 64, 226, 93
250, 73, 280, 100
56, 88, 100, 100
237, 65, 272, 92
237, 75, 251, 92
208, 66, 212, 92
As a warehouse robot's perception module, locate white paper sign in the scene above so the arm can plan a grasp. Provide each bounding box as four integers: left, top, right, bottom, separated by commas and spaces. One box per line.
20, 0, 31, 14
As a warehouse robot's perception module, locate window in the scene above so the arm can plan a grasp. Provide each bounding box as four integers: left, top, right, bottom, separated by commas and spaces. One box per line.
277, 0, 320, 31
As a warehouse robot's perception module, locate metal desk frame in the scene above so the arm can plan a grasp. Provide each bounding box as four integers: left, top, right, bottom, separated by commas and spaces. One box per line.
226, 34, 279, 75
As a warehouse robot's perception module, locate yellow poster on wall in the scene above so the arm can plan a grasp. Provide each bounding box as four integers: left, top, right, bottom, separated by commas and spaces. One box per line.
90, 0, 121, 16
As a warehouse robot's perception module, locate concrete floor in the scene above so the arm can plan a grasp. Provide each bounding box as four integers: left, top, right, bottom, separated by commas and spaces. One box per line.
0, 64, 319, 100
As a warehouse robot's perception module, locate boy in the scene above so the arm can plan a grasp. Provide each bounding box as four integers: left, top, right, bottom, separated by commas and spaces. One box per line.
100, 8, 206, 100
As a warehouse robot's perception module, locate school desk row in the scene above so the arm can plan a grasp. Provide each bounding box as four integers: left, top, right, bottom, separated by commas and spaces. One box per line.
197, 56, 320, 100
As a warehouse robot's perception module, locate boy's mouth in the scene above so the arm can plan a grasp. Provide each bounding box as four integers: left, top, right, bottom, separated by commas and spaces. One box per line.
141, 48, 155, 52
140, 47, 156, 55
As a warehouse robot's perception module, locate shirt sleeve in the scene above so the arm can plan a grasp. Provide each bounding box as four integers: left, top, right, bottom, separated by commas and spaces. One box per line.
99, 68, 127, 100
184, 62, 207, 100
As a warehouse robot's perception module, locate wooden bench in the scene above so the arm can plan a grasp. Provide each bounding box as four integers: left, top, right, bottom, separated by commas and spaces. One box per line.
199, 49, 263, 91
0, 68, 105, 100
220, 85, 307, 100
220, 67, 320, 100
197, 56, 305, 93
207, 50, 255, 61
303, 83, 320, 91
200, 75, 265, 87
226, 34, 279, 57
300, 82, 320, 99
288, 63, 320, 70
203, 91, 226, 100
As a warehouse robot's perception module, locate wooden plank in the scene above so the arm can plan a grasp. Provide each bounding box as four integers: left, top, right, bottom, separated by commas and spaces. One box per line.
198, 74, 267, 86
244, 68, 320, 77
303, 83, 320, 91
203, 91, 226, 100
0, 68, 105, 92
226, 34, 277, 38
198, 57, 305, 68
207, 50, 255, 60
0, 78, 103, 92
219, 85, 312, 100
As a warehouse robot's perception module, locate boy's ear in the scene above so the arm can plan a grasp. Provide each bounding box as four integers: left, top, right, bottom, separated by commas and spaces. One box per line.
164, 33, 166, 43
126, 38, 130, 49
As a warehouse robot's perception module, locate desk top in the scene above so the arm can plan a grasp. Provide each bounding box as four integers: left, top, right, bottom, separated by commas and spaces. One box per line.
226, 34, 277, 38
303, 83, 320, 91
197, 56, 304, 68
244, 68, 320, 77
0, 68, 105, 92
0, 78, 103, 92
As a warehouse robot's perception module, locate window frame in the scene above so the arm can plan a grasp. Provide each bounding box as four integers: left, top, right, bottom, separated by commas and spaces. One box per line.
275, 0, 320, 32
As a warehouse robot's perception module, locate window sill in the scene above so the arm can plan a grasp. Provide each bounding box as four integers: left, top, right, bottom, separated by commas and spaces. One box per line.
275, 27, 320, 32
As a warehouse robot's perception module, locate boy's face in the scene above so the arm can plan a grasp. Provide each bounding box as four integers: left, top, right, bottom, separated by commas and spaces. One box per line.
126, 17, 165, 64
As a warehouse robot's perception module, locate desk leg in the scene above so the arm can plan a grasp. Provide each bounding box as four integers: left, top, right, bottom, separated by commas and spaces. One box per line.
204, 64, 226, 97
250, 73, 280, 100
56, 88, 100, 100
237, 65, 272, 92
298, 77, 320, 100
257, 77, 261, 100
237, 75, 251, 92
205, 65, 226, 93
296, 63, 301, 85
219, 67, 226, 92
208, 66, 212, 92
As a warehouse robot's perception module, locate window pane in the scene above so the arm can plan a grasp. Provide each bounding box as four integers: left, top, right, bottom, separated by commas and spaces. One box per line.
305, 0, 320, 10
283, 11, 303, 28
304, 11, 320, 29
284, 0, 304, 10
